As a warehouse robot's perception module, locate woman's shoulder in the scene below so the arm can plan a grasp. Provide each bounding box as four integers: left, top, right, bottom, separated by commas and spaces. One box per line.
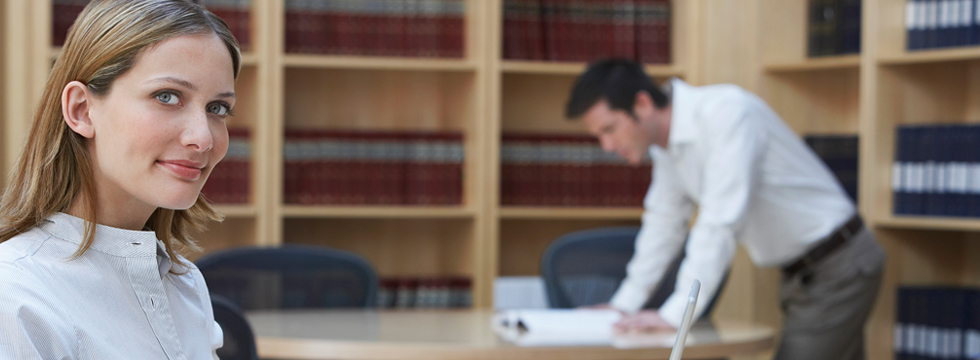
0, 226, 56, 264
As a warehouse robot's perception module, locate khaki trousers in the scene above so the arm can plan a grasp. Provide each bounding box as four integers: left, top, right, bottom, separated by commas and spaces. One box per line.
774, 227, 886, 360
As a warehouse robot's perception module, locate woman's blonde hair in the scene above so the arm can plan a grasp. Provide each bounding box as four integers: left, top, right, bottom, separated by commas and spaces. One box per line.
0, 0, 242, 266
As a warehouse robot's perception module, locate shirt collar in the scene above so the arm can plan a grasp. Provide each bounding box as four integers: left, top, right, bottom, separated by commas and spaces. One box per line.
42, 213, 174, 277
42, 212, 164, 256
666, 77, 698, 147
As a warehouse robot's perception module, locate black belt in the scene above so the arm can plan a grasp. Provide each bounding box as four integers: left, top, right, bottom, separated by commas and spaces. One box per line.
783, 214, 864, 277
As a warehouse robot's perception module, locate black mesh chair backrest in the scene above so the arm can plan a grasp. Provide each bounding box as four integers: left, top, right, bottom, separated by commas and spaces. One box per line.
541, 227, 728, 317
211, 294, 258, 360
197, 245, 378, 311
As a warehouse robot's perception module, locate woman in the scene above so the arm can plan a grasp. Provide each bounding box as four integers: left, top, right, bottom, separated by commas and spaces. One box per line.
0, 0, 241, 358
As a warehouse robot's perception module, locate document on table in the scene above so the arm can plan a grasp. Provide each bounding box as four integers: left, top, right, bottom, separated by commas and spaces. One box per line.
492, 309, 622, 346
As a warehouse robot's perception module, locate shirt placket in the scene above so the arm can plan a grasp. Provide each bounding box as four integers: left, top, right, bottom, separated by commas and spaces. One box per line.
127, 253, 187, 360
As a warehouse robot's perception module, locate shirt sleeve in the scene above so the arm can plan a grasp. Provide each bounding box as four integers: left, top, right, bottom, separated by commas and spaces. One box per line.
657, 97, 768, 328
0, 264, 76, 359
609, 149, 696, 314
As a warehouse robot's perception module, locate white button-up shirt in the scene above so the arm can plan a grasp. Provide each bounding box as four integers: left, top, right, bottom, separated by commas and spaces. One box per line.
0, 212, 222, 359
609, 78, 855, 327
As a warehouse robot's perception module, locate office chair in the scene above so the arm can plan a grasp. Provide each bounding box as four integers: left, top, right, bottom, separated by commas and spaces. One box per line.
197, 245, 378, 310
541, 227, 728, 317
211, 294, 258, 360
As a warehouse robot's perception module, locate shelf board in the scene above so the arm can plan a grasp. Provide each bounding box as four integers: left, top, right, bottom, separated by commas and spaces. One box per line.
282, 205, 476, 219
241, 52, 259, 66
499, 207, 643, 220
764, 55, 861, 72
873, 215, 980, 231
213, 205, 258, 218
500, 60, 684, 77
878, 46, 980, 65
51, 47, 260, 66
282, 54, 477, 71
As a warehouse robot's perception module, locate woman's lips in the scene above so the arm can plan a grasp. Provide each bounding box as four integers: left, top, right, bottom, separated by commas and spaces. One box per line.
157, 160, 204, 180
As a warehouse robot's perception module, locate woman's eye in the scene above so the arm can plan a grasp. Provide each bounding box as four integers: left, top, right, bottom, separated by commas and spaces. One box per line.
155, 92, 179, 105
207, 103, 229, 116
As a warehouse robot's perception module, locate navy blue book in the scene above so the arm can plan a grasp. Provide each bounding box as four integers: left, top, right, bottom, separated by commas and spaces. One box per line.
970, 125, 980, 218
897, 287, 912, 360
956, 0, 973, 47
948, 125, 971, 217
908, 126, 928, 215
966, 289, 980, 359
909, 0, 923, 50
841, 0, 861, 54
895, 126, 911, 215
929, 125, 946, 216
926, 0, 941, 49
938, 0, 953, 48
805, 135, 859, 203
973, 0, 980, 46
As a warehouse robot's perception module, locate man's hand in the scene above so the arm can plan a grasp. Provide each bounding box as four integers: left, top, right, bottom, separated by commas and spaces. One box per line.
613, 310, 676, 333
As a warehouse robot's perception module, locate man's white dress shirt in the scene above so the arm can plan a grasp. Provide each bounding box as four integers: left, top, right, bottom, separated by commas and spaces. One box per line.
0, 212, 222, 359
609, 78, 856, 327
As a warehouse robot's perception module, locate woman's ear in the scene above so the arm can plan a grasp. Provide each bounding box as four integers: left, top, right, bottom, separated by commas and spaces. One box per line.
62, 81, 95, 138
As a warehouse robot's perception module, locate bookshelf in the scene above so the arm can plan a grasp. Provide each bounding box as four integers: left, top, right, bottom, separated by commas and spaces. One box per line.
263, 0, 493, 304
486, 0, 699, 291
17, 1, 980, 357
4, 0, 750, 319
751, 0, 980, 359
866, 0, 980, 358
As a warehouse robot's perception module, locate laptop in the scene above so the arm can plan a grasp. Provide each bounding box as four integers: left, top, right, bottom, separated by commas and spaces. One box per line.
669, 280, 701, 360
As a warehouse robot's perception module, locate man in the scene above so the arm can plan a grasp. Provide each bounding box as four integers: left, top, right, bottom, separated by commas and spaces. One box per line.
565, 59, 885, 360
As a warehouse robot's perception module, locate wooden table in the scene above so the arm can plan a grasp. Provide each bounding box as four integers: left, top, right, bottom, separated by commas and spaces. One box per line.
246, 309, 774, 360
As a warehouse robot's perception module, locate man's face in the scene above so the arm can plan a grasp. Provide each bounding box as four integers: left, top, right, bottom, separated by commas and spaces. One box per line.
581, 99, 656, 165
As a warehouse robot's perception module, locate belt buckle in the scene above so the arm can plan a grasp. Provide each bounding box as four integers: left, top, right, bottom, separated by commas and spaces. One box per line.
798, 255, 815, 274
839, 222, 856, 241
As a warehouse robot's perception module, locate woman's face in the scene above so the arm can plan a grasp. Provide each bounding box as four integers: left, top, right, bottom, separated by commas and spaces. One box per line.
84, 34, 235, 223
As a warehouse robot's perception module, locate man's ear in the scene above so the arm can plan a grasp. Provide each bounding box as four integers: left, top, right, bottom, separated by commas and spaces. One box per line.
633, 90, 655, 120
62, 81, 95, 139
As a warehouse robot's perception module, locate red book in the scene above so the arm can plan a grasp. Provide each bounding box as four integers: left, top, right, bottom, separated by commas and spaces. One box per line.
284, 3, 301, 52
52, 1, 88, 47
541, 0, 559, 60
444, 0, 466, 58
612, 0, 636, 59
503, 0, 527, 60
636, 0, 671, 64
203, 128, 251, 204
335, 3, 357, 55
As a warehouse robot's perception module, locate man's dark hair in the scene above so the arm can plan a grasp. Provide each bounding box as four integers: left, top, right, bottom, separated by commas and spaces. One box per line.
565, 59, 669, 120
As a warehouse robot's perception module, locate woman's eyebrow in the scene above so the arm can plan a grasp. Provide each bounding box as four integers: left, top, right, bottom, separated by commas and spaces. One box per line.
146, 76, 236, 98
147, 76, 197, 90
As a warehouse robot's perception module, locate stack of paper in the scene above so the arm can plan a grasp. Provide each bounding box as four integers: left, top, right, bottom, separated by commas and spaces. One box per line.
492, 309, 622, 347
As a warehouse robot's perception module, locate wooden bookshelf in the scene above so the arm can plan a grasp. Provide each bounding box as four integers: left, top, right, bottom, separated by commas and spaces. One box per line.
20, 3, 980, 358
878, 46, 980, 65
281, 205, 477, 219
874, 216, 980, 232
213, 205, 259, 218
501, 60, 685, 78
499, 207, 643, 220
764, 55, 861, 72
863, 11, 980, 358
282, 54, 479, 71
